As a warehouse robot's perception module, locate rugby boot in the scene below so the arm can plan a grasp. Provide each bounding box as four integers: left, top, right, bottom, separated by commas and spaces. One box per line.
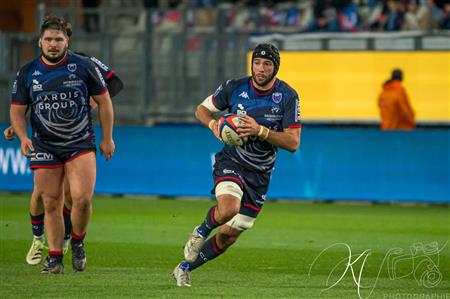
41, 256, 64, 274
183, 226, 206, 263
173, 263, 191, 287
62, 237, 70, 254
26, 237, 45, 265
71, 240, 87, 271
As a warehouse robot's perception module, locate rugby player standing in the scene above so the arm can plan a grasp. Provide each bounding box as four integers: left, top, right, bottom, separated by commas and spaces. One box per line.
10, 15, 115, 274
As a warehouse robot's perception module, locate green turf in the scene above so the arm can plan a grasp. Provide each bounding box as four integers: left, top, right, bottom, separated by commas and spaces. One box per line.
0, 194, 448, 298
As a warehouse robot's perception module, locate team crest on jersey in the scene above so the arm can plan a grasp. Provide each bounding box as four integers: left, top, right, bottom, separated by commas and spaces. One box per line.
67, 63, 77, 72
32, 70, 42, 76
272, 92, 282, 103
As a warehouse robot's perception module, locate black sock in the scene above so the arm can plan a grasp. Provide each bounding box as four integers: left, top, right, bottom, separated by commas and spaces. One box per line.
187, 234, 224, 271
63, 206, 72, 240
196, 206, 219, 238
49, 250, 63, 263
30, 213, 44, 238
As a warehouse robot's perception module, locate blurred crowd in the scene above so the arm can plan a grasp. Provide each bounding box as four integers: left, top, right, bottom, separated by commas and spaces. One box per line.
77, 0, 450, 33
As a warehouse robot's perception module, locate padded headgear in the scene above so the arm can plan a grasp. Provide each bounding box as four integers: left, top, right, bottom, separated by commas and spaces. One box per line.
251, 43, 280, 76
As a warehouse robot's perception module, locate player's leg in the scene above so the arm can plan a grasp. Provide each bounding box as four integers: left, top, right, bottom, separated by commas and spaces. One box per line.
34, 167, 65, 274
64, 151, 96, 271
62, 175, 73, 253
184, 181, 242, 263
26, 185, 45, 265
174, 217, 254, 287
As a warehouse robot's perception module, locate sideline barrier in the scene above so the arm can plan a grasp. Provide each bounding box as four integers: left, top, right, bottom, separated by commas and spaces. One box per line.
1, 124, 448, 203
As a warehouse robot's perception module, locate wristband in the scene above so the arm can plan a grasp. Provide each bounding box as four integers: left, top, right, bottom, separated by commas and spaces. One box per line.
258, 125, 270, 140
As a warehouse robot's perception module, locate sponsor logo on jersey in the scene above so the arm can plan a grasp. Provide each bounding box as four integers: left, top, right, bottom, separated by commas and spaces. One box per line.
223, 169, 237, 175
67, 63, 77, 72
271, 106, 280, 114
94, 66, 106, 87
213, 84, 223, 97
239, 91, 249, 99
90, 56, 109, 72
36, 91, 80, 111
272, 92, 282, 103
32, 79, 43, 92
295, 98, 301, 122
237, 103, 247, 116
12, 80, 17, 94
30, 152, 54, 162
32, 70, 42, 76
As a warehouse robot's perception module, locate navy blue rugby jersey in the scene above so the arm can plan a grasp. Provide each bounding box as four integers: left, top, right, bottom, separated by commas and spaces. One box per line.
212, 77, 301, 173
11, 51, 107, 146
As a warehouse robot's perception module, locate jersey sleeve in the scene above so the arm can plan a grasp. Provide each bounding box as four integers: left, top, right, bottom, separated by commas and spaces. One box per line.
85, 60, 108, 96
210, 79, 235, 111
90, 56, 114, 81
11, 68, 30, 106
282, 89, 302, 129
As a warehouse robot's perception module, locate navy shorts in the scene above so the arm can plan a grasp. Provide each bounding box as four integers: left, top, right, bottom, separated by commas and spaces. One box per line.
29, 137, 96, 169
212, 152, 271, 218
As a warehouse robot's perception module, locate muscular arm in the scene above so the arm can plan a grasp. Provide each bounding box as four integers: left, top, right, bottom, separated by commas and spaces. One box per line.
238, 115, 301, 152
195, 104, 221, 139
10, 105, 34, 156
91, 92, 115, 160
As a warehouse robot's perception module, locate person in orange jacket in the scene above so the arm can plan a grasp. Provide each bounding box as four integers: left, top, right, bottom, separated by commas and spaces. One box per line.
378, 68, 416, 130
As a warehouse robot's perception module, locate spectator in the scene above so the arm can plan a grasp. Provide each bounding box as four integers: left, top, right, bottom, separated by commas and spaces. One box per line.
378, 69, 416, 130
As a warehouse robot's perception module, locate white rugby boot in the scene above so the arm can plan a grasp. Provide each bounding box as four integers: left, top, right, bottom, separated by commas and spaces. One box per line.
173, 263, 191, 287
183, 226, 206, 263
26, 236, 45, 265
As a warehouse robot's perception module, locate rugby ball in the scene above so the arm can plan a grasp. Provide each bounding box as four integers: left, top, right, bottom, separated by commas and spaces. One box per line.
218, 114, 247, 146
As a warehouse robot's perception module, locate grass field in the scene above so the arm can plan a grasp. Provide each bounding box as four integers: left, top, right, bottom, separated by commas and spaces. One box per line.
0, 194, 448, 298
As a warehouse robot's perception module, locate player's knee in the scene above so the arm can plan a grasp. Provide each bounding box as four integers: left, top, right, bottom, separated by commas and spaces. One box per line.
72, 192, 92, 211
225, 214, 255, 231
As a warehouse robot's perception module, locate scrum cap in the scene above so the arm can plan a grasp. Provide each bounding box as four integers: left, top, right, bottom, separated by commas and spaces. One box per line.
251, 43, 280, 76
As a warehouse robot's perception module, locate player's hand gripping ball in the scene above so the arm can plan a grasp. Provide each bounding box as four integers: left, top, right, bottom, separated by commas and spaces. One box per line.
218, 114, 248, 146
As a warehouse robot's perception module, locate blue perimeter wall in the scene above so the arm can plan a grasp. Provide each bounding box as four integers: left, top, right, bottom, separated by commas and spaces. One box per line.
0, 123, 449, 203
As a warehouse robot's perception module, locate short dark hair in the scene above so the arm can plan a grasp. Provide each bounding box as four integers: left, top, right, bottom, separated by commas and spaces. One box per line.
391, 68, 403, 81
40, 15, 72, 37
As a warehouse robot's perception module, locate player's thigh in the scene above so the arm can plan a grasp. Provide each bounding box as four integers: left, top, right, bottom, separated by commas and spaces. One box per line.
64, 151, 96, 199
34, 168, 65, 199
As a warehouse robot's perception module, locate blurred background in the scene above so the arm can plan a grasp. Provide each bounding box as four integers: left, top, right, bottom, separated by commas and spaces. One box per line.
0, 0, 449, 203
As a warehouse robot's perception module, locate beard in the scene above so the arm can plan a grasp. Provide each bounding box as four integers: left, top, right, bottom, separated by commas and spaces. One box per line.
252, 70, 275, 88
41, 47, 67, 63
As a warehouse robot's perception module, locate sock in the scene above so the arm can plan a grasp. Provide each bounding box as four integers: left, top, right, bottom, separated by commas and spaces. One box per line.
63, 206, 72, 240
196, 206, 219, 238
188, 234, 224, 271
49, 250, 63, 263
30, 213, 44, 238
70, 229, 86, 245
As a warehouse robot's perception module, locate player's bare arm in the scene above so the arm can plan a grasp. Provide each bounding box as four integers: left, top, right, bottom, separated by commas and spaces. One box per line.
195, 103, 221, 140
238, 114, 300, 152
92, 92, 115, 160
10, 105, 34, 157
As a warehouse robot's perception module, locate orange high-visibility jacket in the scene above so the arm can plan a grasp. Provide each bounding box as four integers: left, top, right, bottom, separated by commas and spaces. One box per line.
378, 80, 416, 130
